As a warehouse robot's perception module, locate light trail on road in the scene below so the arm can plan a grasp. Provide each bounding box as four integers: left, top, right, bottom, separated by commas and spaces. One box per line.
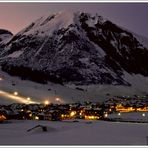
0, 90, 39, 104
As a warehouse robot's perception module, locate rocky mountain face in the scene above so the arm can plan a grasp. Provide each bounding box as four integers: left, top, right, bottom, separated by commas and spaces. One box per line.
0, 29, 13, 52
0, 11, 148, 86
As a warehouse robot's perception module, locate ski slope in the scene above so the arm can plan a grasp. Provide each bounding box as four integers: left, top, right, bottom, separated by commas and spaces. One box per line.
1, 68, 148, 104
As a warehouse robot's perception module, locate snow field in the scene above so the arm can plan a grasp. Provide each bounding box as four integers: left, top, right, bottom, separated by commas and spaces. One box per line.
0, 120, 148, 145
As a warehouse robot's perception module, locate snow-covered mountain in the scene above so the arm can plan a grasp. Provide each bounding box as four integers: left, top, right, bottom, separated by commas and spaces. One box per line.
0, 11, 148, 86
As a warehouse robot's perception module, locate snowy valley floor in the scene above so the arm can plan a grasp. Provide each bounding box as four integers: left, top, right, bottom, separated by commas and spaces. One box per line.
0, 119, 148, 145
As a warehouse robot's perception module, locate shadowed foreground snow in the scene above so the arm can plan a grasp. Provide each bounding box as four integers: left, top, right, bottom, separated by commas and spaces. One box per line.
0, 120, 148, 145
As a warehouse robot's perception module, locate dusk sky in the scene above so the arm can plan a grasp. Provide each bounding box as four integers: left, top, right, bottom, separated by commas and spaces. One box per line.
0, 3, 148, 37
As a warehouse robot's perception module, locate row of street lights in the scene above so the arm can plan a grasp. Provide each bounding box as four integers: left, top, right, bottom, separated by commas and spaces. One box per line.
1, 76, 62, 105
13, 91, 35, 104
13, 91, 62, 105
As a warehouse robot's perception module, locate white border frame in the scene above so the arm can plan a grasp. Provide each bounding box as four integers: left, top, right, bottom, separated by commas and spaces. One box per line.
0, 0, 148, 147
0, 1, 148, 2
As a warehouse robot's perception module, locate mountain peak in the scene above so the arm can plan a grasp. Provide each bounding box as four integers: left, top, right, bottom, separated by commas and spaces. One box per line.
1, 11, 148, 86
18, 11, 79, 37
17, 11, 107, 38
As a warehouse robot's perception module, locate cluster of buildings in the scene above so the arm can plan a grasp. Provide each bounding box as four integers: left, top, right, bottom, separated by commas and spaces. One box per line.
0, 102, 105, 121
0, 95, 148, 122
104, 96, 148, 112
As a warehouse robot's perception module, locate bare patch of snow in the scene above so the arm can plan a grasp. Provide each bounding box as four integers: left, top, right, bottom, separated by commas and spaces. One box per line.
133, 33, 148, 48
7, 51, 24, 58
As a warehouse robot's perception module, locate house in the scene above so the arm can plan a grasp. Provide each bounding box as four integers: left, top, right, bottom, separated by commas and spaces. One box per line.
49, 110, 62, 121
37, 112, 52, 120
0, 114, 6, 122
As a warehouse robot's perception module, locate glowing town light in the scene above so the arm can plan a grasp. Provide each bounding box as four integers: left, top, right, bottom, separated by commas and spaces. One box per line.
91, 116, 95, 119
88, 116, 92, 119
0, 115, 6, 121
70, 111, 76, 117
35, 116, 39, 120
142, 113, 145, 117
109, 109, 112, 112
61, 114, 64, 117
0, 77, 3, 81
118, 112, 121, 116
104, 113, 108, 118
14, 91, 18, 96
44, 100, 49, 105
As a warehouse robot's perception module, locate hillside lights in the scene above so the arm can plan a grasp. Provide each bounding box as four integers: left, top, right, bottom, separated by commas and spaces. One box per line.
27, 97, 31, 101
14, 91, 18, 96
56, 98, 60, 102
44, 100, 49, 105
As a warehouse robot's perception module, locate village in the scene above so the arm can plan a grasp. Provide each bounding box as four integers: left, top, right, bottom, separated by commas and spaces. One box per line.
1, 95, 148, 122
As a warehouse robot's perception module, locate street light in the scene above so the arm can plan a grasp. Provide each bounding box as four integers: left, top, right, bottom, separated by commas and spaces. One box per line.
14, 91, 18, 96
27, 97, 31, 101
104, 113, 108, 118
56, 98, 60, 102
26, 97, 31, 104
55, 97, 62, 104
118, 112, 121, 116
44, 100, 49, 105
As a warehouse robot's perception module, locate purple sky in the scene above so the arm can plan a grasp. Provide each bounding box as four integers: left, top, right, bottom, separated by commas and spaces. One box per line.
0, 3, 148, 37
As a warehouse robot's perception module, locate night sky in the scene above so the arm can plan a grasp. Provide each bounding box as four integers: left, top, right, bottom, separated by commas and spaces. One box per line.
0, 3, 148, 37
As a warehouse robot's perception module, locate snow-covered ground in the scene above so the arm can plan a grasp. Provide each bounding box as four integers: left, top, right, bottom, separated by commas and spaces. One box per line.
108, 112, 148, 122
0, 69, 92, 104
0, 119, 148, 145
1, 68, 148, 104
